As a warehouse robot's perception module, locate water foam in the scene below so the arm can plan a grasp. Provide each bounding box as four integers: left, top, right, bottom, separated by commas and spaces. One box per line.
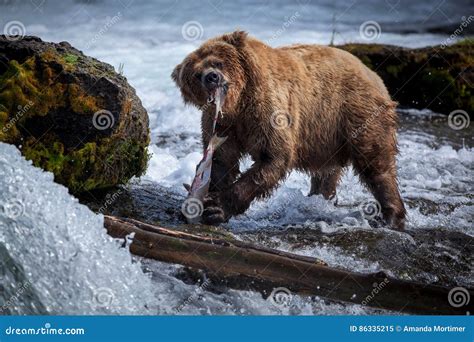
0, 143, 158, 314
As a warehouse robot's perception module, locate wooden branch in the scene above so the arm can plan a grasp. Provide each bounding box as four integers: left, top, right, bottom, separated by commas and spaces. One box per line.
104, 215, 472, 315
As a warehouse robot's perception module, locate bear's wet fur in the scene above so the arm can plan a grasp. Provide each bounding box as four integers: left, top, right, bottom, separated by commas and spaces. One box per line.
172, 31, 406, 230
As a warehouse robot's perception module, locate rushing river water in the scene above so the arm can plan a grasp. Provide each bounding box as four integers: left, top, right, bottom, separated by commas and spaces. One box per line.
0, 0, 472, 315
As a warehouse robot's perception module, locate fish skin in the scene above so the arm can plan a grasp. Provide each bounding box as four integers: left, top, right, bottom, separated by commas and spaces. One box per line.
184, 134, 227, 223
183, 85, 226, 223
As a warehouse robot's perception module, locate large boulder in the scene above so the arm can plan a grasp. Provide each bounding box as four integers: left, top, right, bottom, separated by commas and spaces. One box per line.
339, 40, 473, 116
0, 36, 149, 192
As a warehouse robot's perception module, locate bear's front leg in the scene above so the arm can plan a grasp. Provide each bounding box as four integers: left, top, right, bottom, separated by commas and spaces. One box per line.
204, 155, 291, 225
202, 143, 241, 225
228, 157, 290, 215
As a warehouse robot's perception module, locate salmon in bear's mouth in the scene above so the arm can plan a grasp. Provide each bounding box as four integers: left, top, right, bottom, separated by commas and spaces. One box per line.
207, 84, 228, 105
207, 86, 227, 120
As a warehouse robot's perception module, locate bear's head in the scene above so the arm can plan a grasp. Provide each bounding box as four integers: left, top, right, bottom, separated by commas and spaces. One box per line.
171, 31, 248, 115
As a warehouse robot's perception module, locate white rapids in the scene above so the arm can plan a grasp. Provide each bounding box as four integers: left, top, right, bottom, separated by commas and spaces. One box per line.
1, 0, 472, 315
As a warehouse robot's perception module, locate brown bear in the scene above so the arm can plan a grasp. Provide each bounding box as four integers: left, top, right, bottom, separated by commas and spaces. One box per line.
172, 31, 406, 230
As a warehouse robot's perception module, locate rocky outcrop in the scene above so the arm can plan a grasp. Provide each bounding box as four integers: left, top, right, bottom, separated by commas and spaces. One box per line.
339, 39, 473, 116
0, 36, 149, 192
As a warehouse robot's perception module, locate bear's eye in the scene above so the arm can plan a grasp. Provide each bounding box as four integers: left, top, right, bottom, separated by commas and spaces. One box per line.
212, 62, 223, 69
194, 72, 202, 80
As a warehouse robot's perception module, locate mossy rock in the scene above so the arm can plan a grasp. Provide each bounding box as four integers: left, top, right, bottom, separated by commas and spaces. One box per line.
0, 36, 149, 193
338, 40, 473, 117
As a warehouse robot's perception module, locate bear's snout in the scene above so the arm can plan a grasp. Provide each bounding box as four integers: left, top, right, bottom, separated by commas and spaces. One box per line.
203, 69, 223, 90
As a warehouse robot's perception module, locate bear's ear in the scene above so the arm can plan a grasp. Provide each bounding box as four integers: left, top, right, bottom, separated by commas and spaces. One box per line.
171, 63, 182, 87
222, 30, 248, 48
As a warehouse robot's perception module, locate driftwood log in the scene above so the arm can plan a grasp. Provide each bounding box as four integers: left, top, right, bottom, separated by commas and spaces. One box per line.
104, 215, 472, 315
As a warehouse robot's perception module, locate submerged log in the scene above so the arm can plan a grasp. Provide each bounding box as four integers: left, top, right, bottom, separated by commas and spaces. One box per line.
104, 215, 472, 315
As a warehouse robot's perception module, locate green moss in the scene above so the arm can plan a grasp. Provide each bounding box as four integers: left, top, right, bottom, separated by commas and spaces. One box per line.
0, 48, 148, 192
63, 53, 79, 65
338, 42, 473, 114
340, 43, 386, 54
22, 136, 148, 192
386, 64, 402, 78
0, 54, 100, 125
454, 37, 474, 46
68, 84, 101, 114
0, 57, 69, 137
23, 140, 67, 175
358, 55, 373, 69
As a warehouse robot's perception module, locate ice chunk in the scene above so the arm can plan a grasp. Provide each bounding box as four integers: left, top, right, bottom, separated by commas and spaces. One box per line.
0, 142, 158, 314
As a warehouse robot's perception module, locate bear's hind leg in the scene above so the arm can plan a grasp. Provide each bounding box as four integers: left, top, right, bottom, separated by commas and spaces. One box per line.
353, 153, 406, 231
309, 168, 342, 200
